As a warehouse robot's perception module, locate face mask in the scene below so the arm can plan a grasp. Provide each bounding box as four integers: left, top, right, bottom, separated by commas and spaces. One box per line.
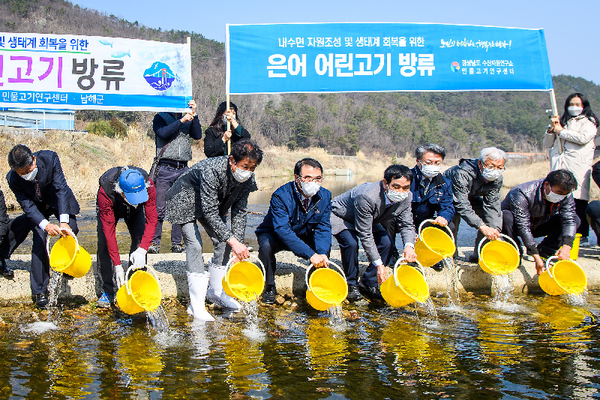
232, 166, 253, 183
20, 167, 38, 181
545, 189, 567, 203
300, 181, 321, 197
420, 164, 441, 178
568, 106, 583, 116
222, 115, 228, 124
387, 189, 409, 203
482, 167, 502, 182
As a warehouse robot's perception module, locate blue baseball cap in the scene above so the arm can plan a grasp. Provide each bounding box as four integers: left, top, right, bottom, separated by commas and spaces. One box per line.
119, 169, 148, 205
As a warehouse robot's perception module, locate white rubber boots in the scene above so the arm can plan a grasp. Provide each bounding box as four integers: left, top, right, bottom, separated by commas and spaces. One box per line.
186, 271, 214, 322
207, 262, 241, 311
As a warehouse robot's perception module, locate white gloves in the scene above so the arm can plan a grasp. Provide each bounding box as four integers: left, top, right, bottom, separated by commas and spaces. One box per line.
130, 247, 147, 270
115, 264, 125, 288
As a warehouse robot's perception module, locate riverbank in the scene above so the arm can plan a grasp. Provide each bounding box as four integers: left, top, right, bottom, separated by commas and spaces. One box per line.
1, 247, 599, 304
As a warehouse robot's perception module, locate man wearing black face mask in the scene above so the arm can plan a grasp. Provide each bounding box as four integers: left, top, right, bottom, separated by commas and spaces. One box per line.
255, 158, 332, 304
501, 169, 579, 275
6, 145, 80, 309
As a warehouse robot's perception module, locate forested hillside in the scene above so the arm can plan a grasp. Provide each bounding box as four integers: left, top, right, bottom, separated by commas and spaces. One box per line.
2, 0, 599, 157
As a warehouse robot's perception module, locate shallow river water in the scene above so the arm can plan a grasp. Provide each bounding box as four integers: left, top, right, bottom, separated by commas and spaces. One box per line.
1, 291, 599, 399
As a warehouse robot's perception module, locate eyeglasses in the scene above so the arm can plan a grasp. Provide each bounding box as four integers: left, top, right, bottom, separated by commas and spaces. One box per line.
420, 160, 442, 166
482, 163, 506, 171
299, 175, 323, 183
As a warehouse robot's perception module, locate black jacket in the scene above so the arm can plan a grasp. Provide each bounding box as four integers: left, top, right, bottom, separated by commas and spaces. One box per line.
501, 178, 577, 254
7, 150, 79, 227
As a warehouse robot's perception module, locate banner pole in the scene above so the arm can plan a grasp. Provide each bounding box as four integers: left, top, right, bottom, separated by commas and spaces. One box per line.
549, 89, 563, 154
226, 25, 232, 155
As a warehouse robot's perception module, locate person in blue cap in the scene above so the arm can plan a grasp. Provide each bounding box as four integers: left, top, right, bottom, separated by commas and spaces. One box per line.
96, 166, 158, 308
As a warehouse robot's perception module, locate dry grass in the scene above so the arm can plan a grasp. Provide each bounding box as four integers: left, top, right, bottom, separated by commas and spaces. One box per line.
0, 129, 393, 209
1, 129, 597, 210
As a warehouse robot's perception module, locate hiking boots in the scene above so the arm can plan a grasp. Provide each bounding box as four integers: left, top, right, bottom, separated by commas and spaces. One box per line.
0, 259, 14, 278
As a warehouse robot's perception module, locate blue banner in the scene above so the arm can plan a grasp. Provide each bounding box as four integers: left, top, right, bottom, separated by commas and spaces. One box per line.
227, 23, 552, 94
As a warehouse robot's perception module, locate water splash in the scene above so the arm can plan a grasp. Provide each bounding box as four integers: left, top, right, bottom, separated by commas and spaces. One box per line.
22, 313, 59, 334
417, 298, 438, 320
327, 304, 347, 331
146, 306, 170, 333
47, 272, 63, 308
241, 300, 265, 341
565, 290, 588, 307
443, 258, 461, 307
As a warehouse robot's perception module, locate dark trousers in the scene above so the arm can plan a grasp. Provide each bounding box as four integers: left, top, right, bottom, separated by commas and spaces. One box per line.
0, 213, 30, 259
10, 210, 79, 295
152, 164, 187, 246
256, 231, 319, 288
97, 210, 145, 296
448, 196, 489, 255
502, 209, 580, 255
586, 201, 600, 242
575, 199, 590, 237
335, 224, 392, 287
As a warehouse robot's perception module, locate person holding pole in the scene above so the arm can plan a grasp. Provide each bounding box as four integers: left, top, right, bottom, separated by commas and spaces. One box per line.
203, 101, 251, 158
544, 93, 598, 247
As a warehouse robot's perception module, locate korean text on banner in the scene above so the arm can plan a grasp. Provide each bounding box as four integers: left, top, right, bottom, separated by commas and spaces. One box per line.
0, 33, 192, 111
227, 23, 553, 95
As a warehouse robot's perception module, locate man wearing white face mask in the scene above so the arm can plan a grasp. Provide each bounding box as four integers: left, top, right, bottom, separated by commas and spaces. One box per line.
501, 170, 579, 275
165, 139, 262, 320
383, 144, 454, 270
255, 158, 332, 304
331, 165, 417, 302
7, 145, 80, 309
443, 147, 506, 263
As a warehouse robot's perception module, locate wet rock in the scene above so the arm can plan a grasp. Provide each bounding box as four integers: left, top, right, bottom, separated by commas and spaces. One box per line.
269, 330, 284, 338
274, 295, 286, 305
345, 310, 360, 321
283, 294, 293, 301
0, 316, 5, 327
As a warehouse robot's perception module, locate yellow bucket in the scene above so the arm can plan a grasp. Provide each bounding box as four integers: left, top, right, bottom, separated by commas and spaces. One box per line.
414, 220, 456, 267
477, 234, 520, 275
116, 266, 162, 314
305, 262, 348, 311
381, 259, 430, 308
570, 233, 582, 260
222, 257, 265, 302
46, 230, 91, 278
539, 256, 587, 296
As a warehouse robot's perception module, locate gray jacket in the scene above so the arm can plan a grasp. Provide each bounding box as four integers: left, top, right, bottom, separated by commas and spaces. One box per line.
165, 156, 258, 243
443, 158, 502, 230
331, 181, 416, 263
501, 178, 577, 254
153, 112, 203, 162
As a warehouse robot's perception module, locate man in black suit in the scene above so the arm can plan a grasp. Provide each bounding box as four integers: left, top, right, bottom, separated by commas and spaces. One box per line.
7, 145, 80, 309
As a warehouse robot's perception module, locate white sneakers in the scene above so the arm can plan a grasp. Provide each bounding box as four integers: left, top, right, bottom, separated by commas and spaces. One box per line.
186, 271, 214, 322
206, 262, 242, 311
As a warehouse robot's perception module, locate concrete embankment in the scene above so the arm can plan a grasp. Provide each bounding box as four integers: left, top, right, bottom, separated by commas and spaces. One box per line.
1, 247, 599, 303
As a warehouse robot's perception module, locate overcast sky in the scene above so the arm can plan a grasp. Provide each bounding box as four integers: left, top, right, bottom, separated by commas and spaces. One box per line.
72, 0, 600, 86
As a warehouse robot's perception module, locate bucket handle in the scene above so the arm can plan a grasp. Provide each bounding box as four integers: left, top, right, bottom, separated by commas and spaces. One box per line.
45, 228, 79, 258
544, 256, 559, 279
124, 264, 160, 297
305, 260, 345, 293
477, 233, 519, 259
224, 255, 266, 285
418, 219, 455, 243
393, 257, 425, 287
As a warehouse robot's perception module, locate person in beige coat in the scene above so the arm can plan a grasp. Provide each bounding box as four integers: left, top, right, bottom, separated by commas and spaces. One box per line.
544, 92, 599, 246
